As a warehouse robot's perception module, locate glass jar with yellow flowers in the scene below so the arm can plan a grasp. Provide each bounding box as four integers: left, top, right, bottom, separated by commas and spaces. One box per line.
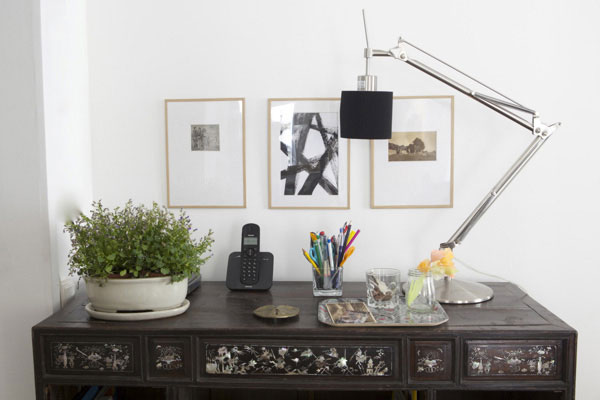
406, 249, 456, 313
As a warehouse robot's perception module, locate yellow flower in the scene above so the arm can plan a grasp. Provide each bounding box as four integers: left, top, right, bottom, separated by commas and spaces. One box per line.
442, 263, 457, 278
421, 249, 457, 279
417, 259, 430, 273
438, 249, 454, 267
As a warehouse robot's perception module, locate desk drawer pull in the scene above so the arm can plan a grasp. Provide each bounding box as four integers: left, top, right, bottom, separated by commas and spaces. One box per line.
205, 344, 393, 377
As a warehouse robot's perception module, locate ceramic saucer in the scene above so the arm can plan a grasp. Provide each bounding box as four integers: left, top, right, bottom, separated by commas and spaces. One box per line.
85, 299, 190, 321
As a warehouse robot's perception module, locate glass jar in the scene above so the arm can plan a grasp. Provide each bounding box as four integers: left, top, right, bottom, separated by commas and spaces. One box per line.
406, 268, 436, 313
365, 268, 402, 309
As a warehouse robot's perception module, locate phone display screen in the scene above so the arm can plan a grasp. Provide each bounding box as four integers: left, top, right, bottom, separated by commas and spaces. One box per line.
243, 237, 258, 246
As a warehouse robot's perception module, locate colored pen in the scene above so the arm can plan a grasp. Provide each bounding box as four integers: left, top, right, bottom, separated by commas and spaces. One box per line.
336, 228, 344, 267
339, 246, 355, 267
339, 222, 351, 266
327, 239, 335, 275
344, 222, 352, 246
331, 236, 338, 267
344, 229, 360, 252
313, 240, 322, 267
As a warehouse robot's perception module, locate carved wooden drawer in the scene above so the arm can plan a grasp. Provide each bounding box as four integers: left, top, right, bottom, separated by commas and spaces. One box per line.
409, 340, 453, 382
147, 336, 192, 381
43, 335, 140, 377
464, 340, 562, 380
202, 342, 394, 377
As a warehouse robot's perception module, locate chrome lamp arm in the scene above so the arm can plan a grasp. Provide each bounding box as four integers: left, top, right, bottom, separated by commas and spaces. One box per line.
364, 37, 561, 250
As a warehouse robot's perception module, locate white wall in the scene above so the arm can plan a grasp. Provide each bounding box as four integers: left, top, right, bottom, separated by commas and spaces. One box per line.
40, 0, 93, 309
0, 0, 53, 398
84, 0, 597, 397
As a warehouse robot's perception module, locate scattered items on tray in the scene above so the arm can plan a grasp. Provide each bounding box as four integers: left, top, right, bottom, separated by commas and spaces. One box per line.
325, 301, 376, 324
318, 298, 448, 327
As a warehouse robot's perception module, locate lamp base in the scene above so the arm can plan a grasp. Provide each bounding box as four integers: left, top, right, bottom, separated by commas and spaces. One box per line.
434, 279, 493, 304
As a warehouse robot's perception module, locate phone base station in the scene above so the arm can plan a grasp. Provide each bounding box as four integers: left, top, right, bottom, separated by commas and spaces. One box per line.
226, 252, 274, 291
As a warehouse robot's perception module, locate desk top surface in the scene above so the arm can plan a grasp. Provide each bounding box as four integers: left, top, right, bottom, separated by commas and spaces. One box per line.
33, 282, 574, 337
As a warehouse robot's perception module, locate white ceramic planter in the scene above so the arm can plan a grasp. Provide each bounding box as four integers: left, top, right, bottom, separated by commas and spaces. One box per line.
85, 276, 188, 312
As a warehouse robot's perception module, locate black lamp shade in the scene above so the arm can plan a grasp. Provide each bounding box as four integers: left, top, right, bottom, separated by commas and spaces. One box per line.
340, 91, 393, 139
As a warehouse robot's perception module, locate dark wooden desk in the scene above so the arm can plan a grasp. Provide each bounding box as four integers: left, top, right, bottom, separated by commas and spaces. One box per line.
32, 282, 577, 400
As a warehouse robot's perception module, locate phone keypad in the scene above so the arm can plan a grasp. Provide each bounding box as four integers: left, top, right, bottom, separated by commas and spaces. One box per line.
241, 256, 259, 285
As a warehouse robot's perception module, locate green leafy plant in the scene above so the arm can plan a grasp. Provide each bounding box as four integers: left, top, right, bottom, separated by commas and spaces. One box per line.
64, 200, 214, 282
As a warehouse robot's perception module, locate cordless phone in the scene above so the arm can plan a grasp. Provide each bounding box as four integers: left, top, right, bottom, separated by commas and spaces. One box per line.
226, 223, 273, 291
240, 223, 260, 285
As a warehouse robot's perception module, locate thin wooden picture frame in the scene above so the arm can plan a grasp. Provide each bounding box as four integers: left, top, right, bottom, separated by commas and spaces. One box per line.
268, 98, 350, 209
165, 98, 246, 208
370, 95, 454, 209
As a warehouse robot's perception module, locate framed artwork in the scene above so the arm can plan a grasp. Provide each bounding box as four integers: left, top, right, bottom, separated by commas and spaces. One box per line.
370, 96, 454, 208
268, 98, 350, 209
165, 98, 246, 208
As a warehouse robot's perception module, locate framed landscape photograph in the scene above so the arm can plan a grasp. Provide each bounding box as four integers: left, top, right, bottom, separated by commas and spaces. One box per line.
268, 98, 350, 209
165, 98, 246, 208
371, 96, 454, 208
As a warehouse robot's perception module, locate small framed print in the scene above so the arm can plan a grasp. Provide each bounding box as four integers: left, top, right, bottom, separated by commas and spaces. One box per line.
268, 98, 350, 209
165, 98, 246, 208
371, 96, 454, 208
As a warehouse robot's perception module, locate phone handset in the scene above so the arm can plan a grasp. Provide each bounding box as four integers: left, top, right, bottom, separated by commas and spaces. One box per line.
240, 223, 260, 285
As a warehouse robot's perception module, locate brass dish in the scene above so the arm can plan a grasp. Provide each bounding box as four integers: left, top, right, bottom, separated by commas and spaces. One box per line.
253, 305, 300, 319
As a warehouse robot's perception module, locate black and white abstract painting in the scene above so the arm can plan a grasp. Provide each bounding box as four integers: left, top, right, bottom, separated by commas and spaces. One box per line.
269, 99, 349, 209
280, 112, 338, 195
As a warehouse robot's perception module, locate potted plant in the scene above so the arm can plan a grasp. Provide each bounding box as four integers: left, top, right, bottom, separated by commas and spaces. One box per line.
65, 200, 213, 312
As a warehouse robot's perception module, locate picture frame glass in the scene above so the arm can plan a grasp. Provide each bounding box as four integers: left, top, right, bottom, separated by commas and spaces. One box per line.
166, 99, 246, 208
269, 98, 349, 209
371, 96, 454, 208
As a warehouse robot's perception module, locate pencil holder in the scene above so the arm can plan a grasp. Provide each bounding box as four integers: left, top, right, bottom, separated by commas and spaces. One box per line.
312, 268, 343, 297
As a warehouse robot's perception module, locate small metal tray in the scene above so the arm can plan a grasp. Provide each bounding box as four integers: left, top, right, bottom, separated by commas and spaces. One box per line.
318, 297, 449, 327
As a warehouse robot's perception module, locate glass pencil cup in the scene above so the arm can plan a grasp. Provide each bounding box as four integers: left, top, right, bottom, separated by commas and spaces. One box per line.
406, 268, 436, 313
312, 267, 343, 297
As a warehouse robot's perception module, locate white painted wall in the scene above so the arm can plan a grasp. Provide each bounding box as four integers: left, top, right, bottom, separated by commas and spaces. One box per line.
40, 0, 93, 309
0, 0, 53, 398
88, 0, 598, 397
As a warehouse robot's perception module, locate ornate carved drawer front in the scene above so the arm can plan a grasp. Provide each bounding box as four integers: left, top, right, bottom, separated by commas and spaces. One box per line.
44, 336, 139, 377
465, 340, 562, 380
409, 340, 453, 382
147, 337, 192, 381
204, 343, 393, 377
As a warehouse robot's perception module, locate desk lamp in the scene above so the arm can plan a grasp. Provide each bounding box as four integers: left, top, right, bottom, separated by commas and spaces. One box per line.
340, 11, 561, 304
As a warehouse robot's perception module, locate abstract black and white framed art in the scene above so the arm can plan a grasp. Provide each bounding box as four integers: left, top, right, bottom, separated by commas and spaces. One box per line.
370, 96, 454, 208
268, 98, 350, 209
165, 98, 246, 208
